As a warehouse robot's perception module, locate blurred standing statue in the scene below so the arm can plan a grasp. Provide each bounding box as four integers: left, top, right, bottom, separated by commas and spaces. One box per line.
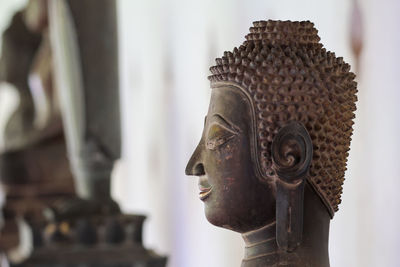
186, 20, 357, 267
0, 0, 167, 266
47, 0, 121, 218
0, 0, 121, 219
0, 2, 75, 262
37, 0, 166, 265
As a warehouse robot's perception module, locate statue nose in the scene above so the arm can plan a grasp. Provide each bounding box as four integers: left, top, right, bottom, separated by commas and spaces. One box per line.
185, 161, 205, 176
185, 143, 205, 176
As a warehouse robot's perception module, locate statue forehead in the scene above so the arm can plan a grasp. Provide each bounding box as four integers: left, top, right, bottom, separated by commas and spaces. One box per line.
207, 85, 254, 131
208, 85, 251, 116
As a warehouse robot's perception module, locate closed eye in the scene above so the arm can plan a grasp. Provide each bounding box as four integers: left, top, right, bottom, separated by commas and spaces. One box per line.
206, 133, 235, 150
206, 124, 237, 150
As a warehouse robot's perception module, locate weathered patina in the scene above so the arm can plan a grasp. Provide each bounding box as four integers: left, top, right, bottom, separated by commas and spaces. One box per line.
186, 20, 357, 266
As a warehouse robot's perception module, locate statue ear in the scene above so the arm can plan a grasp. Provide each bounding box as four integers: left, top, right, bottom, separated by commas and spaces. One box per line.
271, 121, 312, 252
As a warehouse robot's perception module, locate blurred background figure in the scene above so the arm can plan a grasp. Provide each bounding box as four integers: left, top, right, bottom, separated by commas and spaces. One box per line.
0, 0, 165, 266
0, 0, 400, 267
0, 0, 75, 263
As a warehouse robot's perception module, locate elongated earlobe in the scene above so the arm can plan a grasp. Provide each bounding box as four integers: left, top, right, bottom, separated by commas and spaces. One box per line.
271, 122, 312, 252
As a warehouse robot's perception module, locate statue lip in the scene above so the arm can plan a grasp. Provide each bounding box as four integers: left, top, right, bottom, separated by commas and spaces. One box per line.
198, 176, 212, 201
199, 187, 212, 201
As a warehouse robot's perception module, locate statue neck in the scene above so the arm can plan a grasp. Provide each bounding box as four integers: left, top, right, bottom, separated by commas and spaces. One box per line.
241, 183, 331, 267
241, 221, 281, 266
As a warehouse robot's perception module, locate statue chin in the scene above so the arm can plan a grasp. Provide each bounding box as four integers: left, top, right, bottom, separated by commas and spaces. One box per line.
204, 208, 276, 234
204, 205, 251, 233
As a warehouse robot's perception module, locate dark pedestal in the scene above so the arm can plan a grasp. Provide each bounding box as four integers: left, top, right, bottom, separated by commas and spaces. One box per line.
9, 215, 167, 267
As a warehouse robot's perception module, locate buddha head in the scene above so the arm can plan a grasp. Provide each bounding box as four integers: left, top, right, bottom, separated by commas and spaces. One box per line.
186, 20, 357, 252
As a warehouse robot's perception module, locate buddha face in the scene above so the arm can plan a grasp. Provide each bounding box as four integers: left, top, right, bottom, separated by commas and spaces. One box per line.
185, 84, 276, 233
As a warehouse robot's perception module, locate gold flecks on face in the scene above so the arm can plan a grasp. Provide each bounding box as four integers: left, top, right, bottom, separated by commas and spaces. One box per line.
208, 20, 357, 216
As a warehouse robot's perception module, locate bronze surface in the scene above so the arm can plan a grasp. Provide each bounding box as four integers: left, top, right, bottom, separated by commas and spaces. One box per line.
186, 20, 357, 266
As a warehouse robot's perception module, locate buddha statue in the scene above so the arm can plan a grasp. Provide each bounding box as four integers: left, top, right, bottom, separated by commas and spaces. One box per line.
186, 20, 357, 267
0, 2, 167, 266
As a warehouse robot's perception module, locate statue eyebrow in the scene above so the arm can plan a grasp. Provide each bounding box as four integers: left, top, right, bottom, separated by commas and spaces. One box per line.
209, 114, 241, 135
